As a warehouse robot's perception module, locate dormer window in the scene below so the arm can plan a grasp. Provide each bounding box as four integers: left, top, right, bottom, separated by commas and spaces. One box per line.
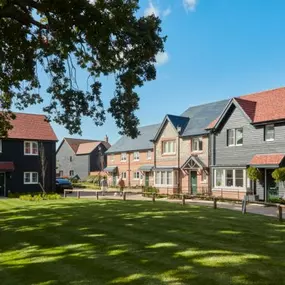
265, 125, 274, 141
192, 137, 203, 152
24, 141, 38, 155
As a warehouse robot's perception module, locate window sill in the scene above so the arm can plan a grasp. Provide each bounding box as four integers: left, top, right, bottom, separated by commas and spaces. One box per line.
265, 139, 274, 142
24, 153, 39, 156
155, 184, 178, 188
133, 160, 140, 162
24, 182, 38, 185
213, 187, 246, 191
162, 153, 176, 156
191, 151, 203, 154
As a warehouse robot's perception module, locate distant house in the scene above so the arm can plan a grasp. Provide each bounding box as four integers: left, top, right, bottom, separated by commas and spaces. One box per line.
105, 124, 160, 187
208, 87, 285, 201
0, 113, 57, 197
56, 137, 110, 179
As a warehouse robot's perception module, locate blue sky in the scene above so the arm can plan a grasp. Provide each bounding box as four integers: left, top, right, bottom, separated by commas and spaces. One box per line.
19, 0, 285, 145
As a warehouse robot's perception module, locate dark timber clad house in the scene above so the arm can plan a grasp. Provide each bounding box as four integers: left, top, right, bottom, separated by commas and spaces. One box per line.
208, 87, 285, 201
56, 137, 111, 179
0, 113, 57, 197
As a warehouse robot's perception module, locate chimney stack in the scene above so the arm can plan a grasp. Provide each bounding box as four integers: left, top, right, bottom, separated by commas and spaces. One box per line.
104, 135, 109, 143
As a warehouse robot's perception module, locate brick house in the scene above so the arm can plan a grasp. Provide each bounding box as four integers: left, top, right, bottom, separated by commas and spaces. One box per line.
152, 101, 228, 195
208, 87, 285, 201
0, 113, 57, 196
56, 137, 110, 179
105, 124, 160, 187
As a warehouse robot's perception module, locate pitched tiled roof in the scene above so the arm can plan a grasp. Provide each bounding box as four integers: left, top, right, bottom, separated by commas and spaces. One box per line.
76, 142, 101, 155
106, 124, 160, 154
180, 100, 229, 136
208, 87, 285, 129
236, 87, 285, 123
64, 138, 110, 154
167, 115, 189, 133
250, 154, 285, 166
7, 113, 57, 141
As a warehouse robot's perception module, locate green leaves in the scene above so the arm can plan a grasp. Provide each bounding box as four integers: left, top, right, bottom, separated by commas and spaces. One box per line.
0, 0, 165, 137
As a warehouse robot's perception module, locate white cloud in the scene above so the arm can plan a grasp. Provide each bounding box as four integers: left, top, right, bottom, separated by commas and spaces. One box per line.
162, 7, 171, 17
144, 1, 160, 17
155, 51, 169, 66
183, 0, 197, 12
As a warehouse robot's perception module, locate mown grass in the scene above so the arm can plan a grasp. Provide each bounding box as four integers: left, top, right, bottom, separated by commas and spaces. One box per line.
0, 199, 285, 285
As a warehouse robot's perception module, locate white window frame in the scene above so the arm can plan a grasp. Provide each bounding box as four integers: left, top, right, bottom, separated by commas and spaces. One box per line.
24, 141, 39, 155
227, 128, 243, 146
69, 170, 74, 177
265, 124, 275, 141
133, 151, 140, 161
214, 168, 246, 190
0, 139, 2, 153
154, 170, 178, 187
133, 171, 140, 180
24, 172, 38, 184
192, 137, 203, 152
201, 171, 207, 182
59, 170, 63, 177
121, 172, 127, 179
121, 152, 127, 162
147, 150, 152, 160
162, 140, 176, 155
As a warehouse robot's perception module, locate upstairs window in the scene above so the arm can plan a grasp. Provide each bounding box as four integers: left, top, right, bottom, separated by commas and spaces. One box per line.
227, 128, 243, 146
147, 150, 152, 160
24, 141, 38, 155
192, 137, 203, 152
162, 140, 176, 154
265, 125, 274, 141
70, 156, 73, 162
133, 151, 140, 161
110, 154, 114, 162
121, 152, 127, 162
69, 170, 74, 177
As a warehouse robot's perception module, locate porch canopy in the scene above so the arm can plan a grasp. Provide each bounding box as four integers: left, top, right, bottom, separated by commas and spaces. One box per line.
249, 154, 285, 168
154, 166, 178, 171
104, 166, 117, 173
181, 156, 206, 172
138, 165, 154, 172
0, 162, 15, 171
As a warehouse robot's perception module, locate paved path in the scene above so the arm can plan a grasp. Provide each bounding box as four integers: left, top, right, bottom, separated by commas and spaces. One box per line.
67, 190, 283, 220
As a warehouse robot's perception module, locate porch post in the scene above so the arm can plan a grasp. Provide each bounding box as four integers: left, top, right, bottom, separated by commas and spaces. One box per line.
265, 169, 267, 202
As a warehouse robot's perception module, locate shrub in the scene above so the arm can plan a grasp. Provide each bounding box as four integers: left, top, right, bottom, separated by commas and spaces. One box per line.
272, 168, 285, 182
19, 193, 61, 201
142, 186, 159, 197
247, 167, 262, 181
269, 197, 285, 204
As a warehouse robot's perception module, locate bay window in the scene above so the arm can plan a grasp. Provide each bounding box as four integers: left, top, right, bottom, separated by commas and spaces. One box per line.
155, 170, 178, 187
214, 169, 245, 189
162, 140, 176, 154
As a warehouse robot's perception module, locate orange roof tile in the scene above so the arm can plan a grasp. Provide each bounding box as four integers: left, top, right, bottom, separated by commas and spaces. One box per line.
250, 154, 285, 166
7, 113, 57, 141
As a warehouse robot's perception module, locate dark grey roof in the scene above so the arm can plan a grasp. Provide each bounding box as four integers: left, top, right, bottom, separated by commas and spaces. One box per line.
180, 99, 229, 137
167, 115, 189, 133
104, 166, 117, 172
106, 124, 160, 154
138, 165, 154, 172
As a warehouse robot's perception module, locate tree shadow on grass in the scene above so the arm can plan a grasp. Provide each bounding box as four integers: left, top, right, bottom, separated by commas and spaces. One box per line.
0, 199, 285, 285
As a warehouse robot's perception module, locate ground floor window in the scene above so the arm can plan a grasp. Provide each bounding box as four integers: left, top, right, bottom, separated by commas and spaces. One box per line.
121, 172, 127, 179
59, 170, 63, 177
24, 172, 38, 184
133, 171, 140, 180
214, 168, 245, 189
154, 170, 178, 187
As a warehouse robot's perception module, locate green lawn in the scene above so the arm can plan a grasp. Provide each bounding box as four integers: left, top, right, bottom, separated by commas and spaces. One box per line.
0, 199, 285, 285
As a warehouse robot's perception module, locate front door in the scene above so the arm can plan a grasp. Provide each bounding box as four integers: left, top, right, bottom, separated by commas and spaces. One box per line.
190, 171, 197, 194
0, 173, 5, 196
267, 169, 278, 201
145, 172, 149, 187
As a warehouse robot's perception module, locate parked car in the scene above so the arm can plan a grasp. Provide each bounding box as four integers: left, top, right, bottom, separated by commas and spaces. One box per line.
56, 178, 73, 193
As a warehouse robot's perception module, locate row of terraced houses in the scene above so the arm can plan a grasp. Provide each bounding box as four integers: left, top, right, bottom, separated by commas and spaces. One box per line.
1, 87, 285, 201
105, 87, 285, 201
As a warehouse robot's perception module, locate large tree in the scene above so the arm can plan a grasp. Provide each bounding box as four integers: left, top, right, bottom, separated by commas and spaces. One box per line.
0, 0, 165, 138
